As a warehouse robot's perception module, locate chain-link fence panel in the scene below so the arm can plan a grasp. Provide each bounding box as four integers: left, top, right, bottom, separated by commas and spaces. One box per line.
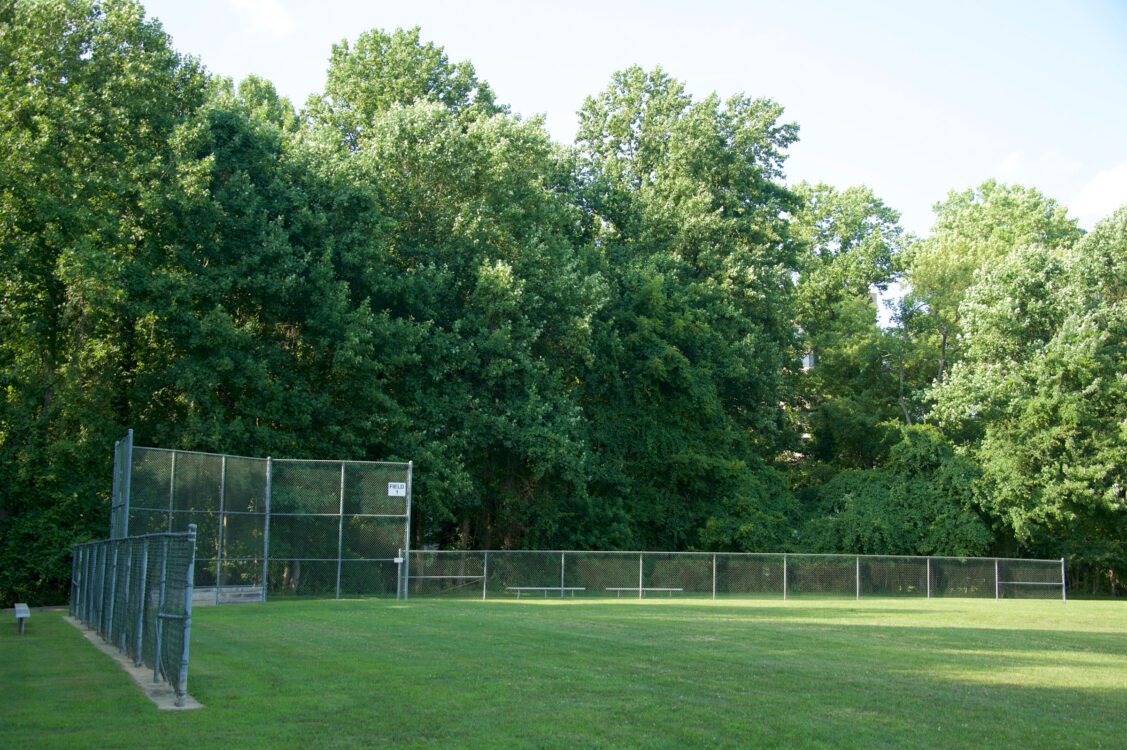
931, 557, 996, 597
109, 431, 132, 538
406, 550, 1066, 601
70, 529, 198, 706
564, 551, 641, 597
998, 558, 1067, 599
718, 554, 785, 598
114, 437, 411, 601
862, 556, 929, 597
407, 550, 486, 597
787, 555, 858, 597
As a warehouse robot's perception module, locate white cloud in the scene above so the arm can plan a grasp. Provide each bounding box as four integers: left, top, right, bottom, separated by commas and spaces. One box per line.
231, 0, 295, 37
1071, 163, 1127, 228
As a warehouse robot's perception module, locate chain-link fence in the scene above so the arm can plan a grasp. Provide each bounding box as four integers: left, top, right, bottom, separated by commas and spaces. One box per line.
110, 433, 412, 601
69, 528, 198, 707
407, 550, 1067, 601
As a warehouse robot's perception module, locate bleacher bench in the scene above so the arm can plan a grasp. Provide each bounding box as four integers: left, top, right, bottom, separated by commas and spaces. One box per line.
14, 603, 29, 635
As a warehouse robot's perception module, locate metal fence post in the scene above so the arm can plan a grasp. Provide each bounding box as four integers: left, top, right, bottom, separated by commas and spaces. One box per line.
1061, 558, 1067, 603
783, 554, 788, 601
262, 457, 271, 602
712, 554, 717, 601
154, 535, 169, 683
560, 552, 566, 599
856, 556, 861, 601
483, 551, 489, 601
168, 450, 176, 532
926, 557, 931, 600
135, 537, 149, 666
122, 429, 133, 537
83, 546, 92, 625
70, 546, 80, 618
120, 541, 132, 652
107, 545, 119, 645
96, 544, 107, 636
336, 462, 345, 600
176, 525, 197, 708
995, 559, 1000, 601
638, 552, 644, 600
216, 455, 226, 605
403, 461, 413, 601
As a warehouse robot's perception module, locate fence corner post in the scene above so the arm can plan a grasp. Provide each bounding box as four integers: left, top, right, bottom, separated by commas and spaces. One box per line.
176, 524, 197, 708
262, 456, 271, 603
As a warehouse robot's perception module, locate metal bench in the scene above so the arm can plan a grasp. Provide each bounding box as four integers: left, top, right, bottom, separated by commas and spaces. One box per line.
14, 603, 29, 635
605, 587, 684, 598
506, 586, 586, 599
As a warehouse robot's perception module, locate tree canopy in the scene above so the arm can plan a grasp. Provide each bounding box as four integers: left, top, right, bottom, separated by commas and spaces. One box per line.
2, 0, 1124, 604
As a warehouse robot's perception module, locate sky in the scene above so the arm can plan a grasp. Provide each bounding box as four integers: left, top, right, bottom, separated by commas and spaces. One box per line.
139, 0, 1127, 236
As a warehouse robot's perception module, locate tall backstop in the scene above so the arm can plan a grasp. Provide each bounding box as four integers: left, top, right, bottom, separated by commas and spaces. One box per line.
109, 431, 413, 602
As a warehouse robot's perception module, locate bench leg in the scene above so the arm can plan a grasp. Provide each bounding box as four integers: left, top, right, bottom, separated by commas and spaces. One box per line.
18, 619, 24, 635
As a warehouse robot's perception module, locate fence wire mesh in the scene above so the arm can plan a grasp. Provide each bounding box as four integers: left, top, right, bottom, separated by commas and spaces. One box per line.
407, 550, 1066, 601
69, 529, 198, 706
115, 438, 411, 601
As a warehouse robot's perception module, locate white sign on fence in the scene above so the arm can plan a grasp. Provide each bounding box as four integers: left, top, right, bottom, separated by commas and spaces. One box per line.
388, 482, 407, 497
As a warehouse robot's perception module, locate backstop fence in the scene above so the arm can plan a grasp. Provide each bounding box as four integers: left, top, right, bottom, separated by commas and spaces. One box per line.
70, 528, 198, 706
407, 550, 1067, 601
108, 431, 412, 601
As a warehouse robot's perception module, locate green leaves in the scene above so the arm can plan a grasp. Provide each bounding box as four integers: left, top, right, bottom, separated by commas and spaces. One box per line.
804, 424, 992, 556
931, 207, 1127, 566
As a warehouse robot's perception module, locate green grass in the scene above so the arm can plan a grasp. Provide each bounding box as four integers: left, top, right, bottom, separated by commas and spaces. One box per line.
3, 597, 1126, 748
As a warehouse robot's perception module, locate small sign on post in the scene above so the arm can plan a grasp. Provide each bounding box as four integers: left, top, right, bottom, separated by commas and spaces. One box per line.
388, 482, 407, 497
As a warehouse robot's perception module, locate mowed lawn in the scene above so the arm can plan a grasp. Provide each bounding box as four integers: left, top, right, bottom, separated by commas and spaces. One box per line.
3, 597, 1126, 749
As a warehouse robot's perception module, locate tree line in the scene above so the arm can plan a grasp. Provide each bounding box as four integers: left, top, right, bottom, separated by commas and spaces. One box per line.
2, 0, 1124, 604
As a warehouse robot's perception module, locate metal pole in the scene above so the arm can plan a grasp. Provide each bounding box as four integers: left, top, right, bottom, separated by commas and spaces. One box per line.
1061, 558, 1067, 603
70, 546, 79, 618
216, 456, 226, 606
168, 450, 176, 532
560, 552, 566, 599
712, 554, 717, 601
995, 559, 1000, 601
122, 429, 133, 538
638, 553, 644, 600
107, 545, 119, 645
86, 545, 95, 626
120, 541, 132, 652
856, 556, 861, 601
336, 462, 345, 600
84, 545, 92, 625
176, 524, 197, 708
927, 557, 931, 600
403, 461, 413, 601
71, 546, 79, 619
262, 457, 271, 603
154, 536, 168, 683
483, 551, 489, 601
135, 538, 148, 666
97, 544, 107, 637
112, 440, 121, 538
783, 554, 788, 601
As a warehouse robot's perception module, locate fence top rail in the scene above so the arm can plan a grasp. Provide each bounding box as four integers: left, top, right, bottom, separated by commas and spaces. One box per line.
133, 445, 410, 468
411, 549, 1063, 565
127, 506, 409, 519
76, 530, 197, 547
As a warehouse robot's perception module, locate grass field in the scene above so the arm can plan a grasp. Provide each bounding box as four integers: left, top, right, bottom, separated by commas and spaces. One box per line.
3, 597, 1126, 748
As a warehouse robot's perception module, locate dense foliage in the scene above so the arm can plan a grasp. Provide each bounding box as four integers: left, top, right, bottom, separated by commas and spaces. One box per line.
2, 0, 1124, 603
